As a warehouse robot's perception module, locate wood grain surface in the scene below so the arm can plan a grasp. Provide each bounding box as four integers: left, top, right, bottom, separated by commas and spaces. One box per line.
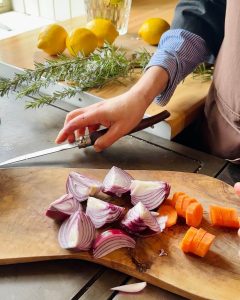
0, 168, 239, 300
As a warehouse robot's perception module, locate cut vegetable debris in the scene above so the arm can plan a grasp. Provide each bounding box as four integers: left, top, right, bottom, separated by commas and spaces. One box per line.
66, 172, 102, 202
102, 166, 134, 197
93, 229, 136, 258
111, 281, 147, 293
86, 197, 125, 228
58, 210, 95, 251
46, 193, 82, 221
210, 205, 239, 228
121, 202, 161, 235
130, 180, 170, 210
157, 205, 177, 228
180, 227, 215, 257
186, 202, 203, 227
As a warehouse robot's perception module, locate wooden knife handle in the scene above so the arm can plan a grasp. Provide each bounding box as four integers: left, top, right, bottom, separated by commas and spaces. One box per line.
89, 110, 170, 145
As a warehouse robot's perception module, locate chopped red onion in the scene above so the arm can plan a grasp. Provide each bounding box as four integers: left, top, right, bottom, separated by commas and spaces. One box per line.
93, 229, 136, 258
86, 197, 125, 228
130, 180, 170, 210
46, 194, 82, 221
121, 202, 160, 235
58, 210, 95, 251
66, 172, 103, 202
156, 215, 168, 231
102, 166, 134, 197
111, 281, 147, 293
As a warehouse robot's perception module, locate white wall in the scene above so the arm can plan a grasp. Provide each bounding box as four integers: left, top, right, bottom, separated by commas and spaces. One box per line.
12, 0, 85, 20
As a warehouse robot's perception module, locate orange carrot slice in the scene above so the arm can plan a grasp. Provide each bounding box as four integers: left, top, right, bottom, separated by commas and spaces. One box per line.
164, 198, 176, 207
186, 202, 203, 227
194, 232, 216, 257
175, 194, 187, 217
157, 205, 177, 227
210, 205, 239, 228
172, 192, 185, 208
180, 226, 198, 253
182, 197, 198, 218
190, 228, 207, 253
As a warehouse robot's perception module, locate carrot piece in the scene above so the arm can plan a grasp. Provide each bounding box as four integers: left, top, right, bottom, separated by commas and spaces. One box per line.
186, 202, 203, 227
157, 205, 178, 227
210, 205, 239, 228
209, 205, 223, 226
194, 232, 216, 257
164, 198, 176, 207
172, 192, 185, 208
180, 226, 198, 253
175, 194, 187, 217
190, 228, 207, 253
181, 197, 198, 218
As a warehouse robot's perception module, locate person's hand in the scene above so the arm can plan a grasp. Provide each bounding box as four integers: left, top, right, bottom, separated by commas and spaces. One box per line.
55, 90, 148, 152
55, 66, 169, 151
234, 183, 240, 252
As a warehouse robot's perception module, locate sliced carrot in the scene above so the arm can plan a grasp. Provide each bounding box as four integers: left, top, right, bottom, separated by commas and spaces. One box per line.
182, 197, 198, 218
157, 205, 177, 228
190, 228, 207, 253
172, 192, 185, 208
186, 202, 203, 227
164, 198, 176, 207
194, 232, 216, 257
210, 205, 239, 228
180, 226, 198, 253
175, 194, 187, 217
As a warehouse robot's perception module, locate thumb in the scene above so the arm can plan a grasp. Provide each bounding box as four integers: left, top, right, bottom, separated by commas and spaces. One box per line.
234, 182, 240, 196
94, 124, 125, 152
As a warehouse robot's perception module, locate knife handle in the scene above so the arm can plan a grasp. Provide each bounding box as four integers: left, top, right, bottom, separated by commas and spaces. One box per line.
89, 110, 170, 145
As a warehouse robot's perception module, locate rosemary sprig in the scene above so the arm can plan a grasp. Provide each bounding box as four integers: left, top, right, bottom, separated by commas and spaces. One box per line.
0, 44, 151, 108
192, 63, 214, 82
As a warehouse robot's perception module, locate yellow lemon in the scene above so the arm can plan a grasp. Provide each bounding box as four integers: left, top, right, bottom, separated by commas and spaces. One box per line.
138, 18, 170, 45
86, 18, 119, 48
66, 28, 98, 56
37, 24, 68, 56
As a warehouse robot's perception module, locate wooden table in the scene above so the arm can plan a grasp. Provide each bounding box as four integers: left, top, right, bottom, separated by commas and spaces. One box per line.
0, 0, 211, 138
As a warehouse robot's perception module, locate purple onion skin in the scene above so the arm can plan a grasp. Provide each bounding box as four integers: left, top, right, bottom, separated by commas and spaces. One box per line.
45, 210, 70, 222
121, 222, 158, 237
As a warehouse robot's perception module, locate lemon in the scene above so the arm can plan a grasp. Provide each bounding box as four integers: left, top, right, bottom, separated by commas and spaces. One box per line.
37, 24, 68, 56
138, 18, 170, 45
66, 28, 98, 56
86, 18, 119, 48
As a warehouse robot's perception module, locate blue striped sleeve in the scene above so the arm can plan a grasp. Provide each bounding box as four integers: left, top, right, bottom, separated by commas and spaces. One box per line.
146, 29, 212, 106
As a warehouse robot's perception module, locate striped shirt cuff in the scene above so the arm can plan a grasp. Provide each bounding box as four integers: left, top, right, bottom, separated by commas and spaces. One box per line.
146, 29, 211, 106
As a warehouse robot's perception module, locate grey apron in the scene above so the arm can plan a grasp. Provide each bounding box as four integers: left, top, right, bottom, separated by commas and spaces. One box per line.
203, 0, 240, 162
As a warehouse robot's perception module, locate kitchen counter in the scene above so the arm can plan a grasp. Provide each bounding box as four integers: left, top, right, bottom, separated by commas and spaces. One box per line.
0, 0, 211, 138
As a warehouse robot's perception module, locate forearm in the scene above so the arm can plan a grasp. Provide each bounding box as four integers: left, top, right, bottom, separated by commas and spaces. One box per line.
129, 66, 169, 109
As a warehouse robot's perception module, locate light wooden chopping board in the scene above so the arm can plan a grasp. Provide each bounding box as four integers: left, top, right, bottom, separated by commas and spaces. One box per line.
0, 167, 239, 300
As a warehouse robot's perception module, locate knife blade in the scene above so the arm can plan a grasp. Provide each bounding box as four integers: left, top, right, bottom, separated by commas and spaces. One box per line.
0, 110, 170, 166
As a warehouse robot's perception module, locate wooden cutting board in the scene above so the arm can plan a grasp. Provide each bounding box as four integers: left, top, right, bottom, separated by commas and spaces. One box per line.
0, 168, 239, 300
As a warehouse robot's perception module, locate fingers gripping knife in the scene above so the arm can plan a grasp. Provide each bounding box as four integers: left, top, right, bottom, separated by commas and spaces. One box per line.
0, 110, 170, 166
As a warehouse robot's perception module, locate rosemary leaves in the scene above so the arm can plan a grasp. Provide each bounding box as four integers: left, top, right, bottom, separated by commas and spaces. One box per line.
0, 44, 151, 109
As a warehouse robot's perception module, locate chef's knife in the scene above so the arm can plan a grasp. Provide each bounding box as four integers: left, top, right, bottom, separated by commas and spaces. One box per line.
0, 110, 170, 166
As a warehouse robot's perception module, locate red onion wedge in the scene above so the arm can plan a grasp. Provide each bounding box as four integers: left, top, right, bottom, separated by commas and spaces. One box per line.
66, 172, 102, 202
103, 166, 134, 197
121, 202, 160, 235
46, 194, 82, 221
157, 216, 168, 231
111, 281, 147, 293
58, 210, 95, 251
93, 229, 136, 258
130, 180, 170, 210
86, 197, 125, 228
